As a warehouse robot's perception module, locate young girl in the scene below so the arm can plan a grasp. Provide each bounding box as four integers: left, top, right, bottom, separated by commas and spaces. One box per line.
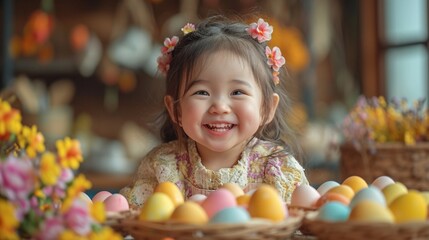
120, 16, 309, 208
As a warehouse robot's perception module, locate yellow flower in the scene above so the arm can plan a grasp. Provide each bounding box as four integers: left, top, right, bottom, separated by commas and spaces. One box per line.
17, 125, 45, 158
88, 227, 122, 240
0, 99, 22, 139
66, 174, 92, 200
58, 230, 88, 240
34, 188, 45, 198
56, 137, 83, 169
40, 152, 61, 186
0, 199, 19, 239
404, 131, 416, 145
90, 202, 106, 223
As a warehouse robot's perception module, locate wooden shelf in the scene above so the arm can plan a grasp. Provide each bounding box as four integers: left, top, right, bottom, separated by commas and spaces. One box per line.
83, 171, 133, 190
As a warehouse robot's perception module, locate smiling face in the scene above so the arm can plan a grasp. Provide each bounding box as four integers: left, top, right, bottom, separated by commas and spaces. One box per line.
165, 51, 279, 162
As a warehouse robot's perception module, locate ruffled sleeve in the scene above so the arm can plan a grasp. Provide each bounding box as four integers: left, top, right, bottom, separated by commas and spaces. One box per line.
119, 149, 158, 209
264, 154, 308, 203
119, 141, 184, 208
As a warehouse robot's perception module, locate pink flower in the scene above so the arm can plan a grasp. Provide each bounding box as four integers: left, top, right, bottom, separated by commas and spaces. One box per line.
265, 46, 286, 71
13, 198, 30, 220
37, 216, 64, 240
57, 168, 74, 188
161, 36, 179, 54
247, 18, 273, 43
181, 23, 196, 35
63, 198, 92, 236
157, 53, 173, 75
0, 155, 35, 200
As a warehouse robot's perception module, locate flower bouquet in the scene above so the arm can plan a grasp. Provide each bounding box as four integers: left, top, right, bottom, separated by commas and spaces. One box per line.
0, 98, 121, 239
340, 96, 429, 190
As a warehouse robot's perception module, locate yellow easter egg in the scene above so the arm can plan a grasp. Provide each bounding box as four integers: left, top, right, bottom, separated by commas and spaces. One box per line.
236, 194, 251, 207
327, 185, 355, 200
382, 182, 408, 205
248, 184, 286, 222
421, 191, 429, 205
348, 200, 394, 223
154, 181, 184, 207
221, 183, 244, 197
342, 176, 368, 193
170, 202, 208, 224
389, 190, 427, 223
139, 192, 175, 222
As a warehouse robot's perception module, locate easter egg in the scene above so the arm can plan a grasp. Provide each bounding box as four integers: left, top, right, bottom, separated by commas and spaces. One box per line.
201, 189, 237, 219
170, 202, 208, 224
248, 184, 286, 222
314, 192, 350, 208
210, 206, 251, 224
221, 183, 244, 197
104, 193, 129, 212
154, 181, 184, 207
342, 176, 368, 193
316, 181, 340, 196
389, 190, 428, 223
139, 192, 175, 222
317, 202, 350, 222
290, 184, 320, 208
349, 186, 386, 209
382, 182, 408, 205
188, 194, 207, 203
79, 192, 93, 204
236, 194, 251, 207
92, 191, 112, 202
348, 200, 394, 223
371, 176, 395, 190
326, 185, 355, 200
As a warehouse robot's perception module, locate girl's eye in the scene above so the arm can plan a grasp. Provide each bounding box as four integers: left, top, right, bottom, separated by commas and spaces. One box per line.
231, 90, 245, 95
193, 90, 209, 96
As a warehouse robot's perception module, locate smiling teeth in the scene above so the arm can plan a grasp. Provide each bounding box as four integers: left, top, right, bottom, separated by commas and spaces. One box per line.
205, 123, 234, 131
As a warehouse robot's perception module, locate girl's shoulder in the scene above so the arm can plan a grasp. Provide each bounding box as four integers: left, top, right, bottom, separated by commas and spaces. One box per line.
249, 138, 285, 155
145, 140, 184, 160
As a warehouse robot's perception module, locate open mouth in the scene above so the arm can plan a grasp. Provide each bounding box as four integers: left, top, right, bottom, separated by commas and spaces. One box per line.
204, 123, 235, 132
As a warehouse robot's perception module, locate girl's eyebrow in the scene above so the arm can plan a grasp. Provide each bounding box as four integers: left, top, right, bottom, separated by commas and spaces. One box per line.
188, 79, 252, 88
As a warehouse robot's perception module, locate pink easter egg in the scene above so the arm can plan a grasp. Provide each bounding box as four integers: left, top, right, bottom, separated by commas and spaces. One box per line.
104, 193, 129, 212
201, 189, 237, 218
92, 191, 112, 202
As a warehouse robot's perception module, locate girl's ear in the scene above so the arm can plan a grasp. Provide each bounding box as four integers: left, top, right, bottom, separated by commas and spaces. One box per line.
164, 95, 180, 124
267, 93, 280, 124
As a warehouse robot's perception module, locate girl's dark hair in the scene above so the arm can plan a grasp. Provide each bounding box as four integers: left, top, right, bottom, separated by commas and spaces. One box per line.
159, 15, 302, 161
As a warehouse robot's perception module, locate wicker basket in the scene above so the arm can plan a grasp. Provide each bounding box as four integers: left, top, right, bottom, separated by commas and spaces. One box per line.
340, 143, 429, 190
302, 215, 429, 240
116, 215, 303, 240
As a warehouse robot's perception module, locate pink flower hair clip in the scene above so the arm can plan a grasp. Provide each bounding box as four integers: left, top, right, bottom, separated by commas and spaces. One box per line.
247, 18, 273, 43
157, 23, 196, 75
266, 46, 285, 85
157, 36, 179, 75
248, 18, 285, 85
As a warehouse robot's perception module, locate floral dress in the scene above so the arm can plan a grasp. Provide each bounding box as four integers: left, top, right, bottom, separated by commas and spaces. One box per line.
120, 138, 308, 208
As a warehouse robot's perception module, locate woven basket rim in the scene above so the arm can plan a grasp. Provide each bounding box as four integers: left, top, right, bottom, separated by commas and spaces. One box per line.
120, 214, 303, 230
113, 212, 304, 240
302, 214, 429, 239
341, 142, 429, 150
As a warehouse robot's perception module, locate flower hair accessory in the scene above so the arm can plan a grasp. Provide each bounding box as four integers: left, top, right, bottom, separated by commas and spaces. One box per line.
247, 18, 273, 43
181, 23, 196, 35
157, 23, 196, 75
248, 18, 285, 85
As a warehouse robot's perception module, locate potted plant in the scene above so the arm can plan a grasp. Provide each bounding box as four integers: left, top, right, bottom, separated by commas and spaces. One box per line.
340, 96, 429, 190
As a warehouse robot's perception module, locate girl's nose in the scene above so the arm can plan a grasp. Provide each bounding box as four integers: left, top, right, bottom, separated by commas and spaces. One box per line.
209, 99, 231, 114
